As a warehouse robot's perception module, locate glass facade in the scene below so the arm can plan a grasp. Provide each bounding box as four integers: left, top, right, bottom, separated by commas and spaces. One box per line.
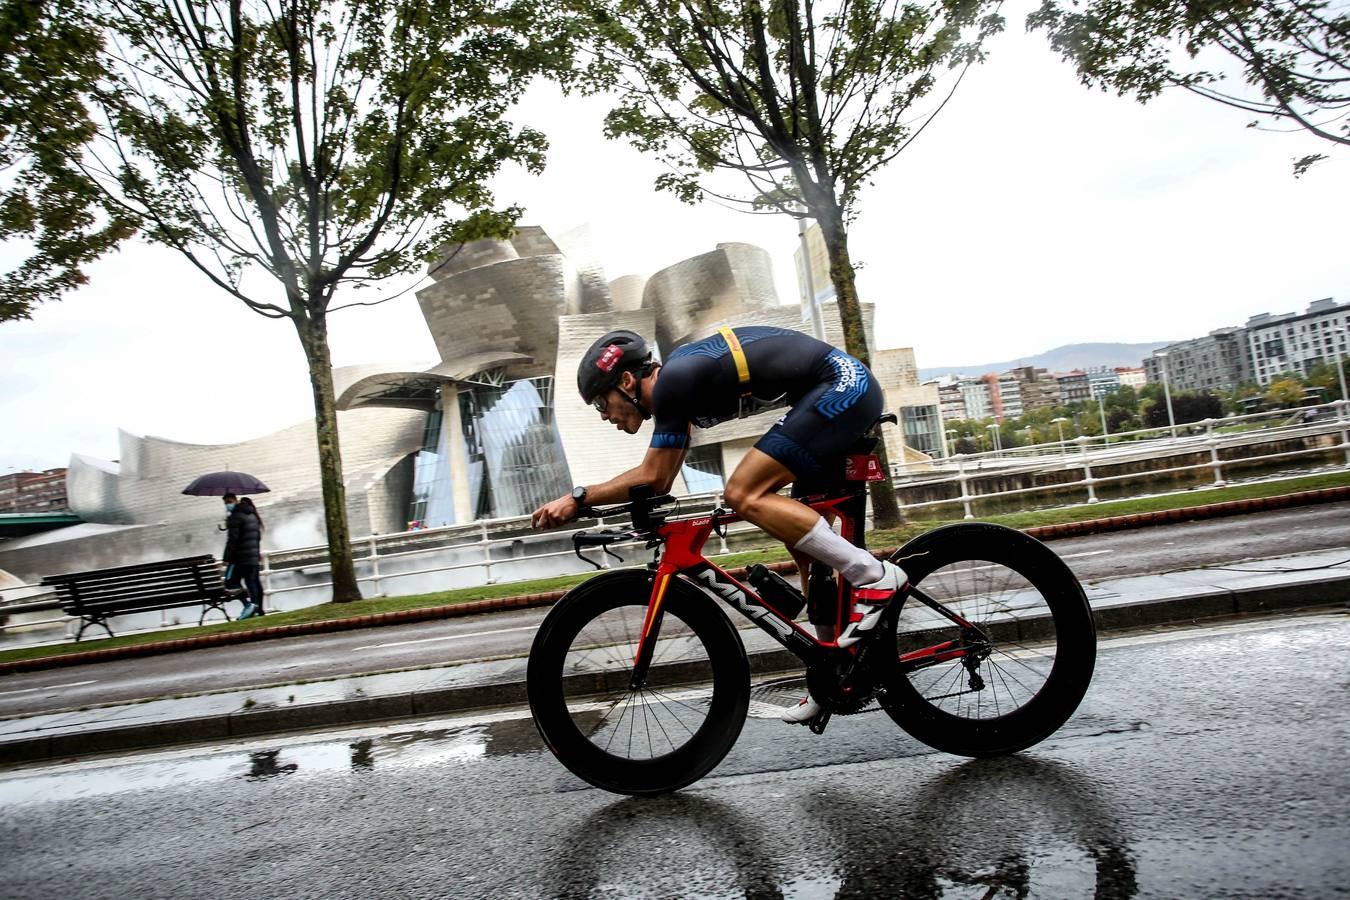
901, 404, 945, 458
680, 444, 725, 494
408, 374, 573, 526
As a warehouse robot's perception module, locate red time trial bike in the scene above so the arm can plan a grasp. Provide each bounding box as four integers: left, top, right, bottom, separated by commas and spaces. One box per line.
526, 417, 1097, 795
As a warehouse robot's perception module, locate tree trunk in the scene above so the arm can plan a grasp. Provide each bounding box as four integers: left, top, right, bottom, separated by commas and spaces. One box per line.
296, 314, 364, 603
815, 209, 903, 530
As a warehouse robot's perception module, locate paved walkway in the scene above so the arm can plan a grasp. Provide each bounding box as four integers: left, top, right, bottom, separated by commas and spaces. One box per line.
1, 547, 1345, 766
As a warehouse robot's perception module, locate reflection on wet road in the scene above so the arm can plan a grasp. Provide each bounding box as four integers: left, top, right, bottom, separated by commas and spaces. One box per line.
1, 613, 1346, 898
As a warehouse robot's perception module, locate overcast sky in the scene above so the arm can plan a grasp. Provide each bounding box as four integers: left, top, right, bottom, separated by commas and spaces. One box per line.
2, 4, 1347, 473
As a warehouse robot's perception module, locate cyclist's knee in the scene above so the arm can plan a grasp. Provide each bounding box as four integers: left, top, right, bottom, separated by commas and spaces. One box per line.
722, 480, 755, 515
724, 480, 774, 519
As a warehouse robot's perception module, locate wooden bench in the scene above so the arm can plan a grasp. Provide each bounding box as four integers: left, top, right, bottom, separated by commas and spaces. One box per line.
41, 555, 236, 641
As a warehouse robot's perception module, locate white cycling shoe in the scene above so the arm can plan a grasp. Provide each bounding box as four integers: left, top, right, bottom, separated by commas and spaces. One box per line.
836, 560, 909, 648
781, 694, 823, 724
782, 561, 910, 725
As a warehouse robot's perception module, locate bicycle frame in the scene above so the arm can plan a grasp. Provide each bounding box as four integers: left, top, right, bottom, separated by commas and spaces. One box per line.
627, 470, 985, 691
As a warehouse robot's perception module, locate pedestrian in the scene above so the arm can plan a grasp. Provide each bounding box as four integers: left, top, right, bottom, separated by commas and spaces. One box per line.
223, 493, 267, 619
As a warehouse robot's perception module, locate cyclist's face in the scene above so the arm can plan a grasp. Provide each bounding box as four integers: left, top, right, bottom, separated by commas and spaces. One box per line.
597, 374, 643, 433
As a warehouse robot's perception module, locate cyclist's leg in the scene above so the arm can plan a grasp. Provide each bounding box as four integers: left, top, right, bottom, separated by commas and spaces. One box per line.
721, 449, 815, 545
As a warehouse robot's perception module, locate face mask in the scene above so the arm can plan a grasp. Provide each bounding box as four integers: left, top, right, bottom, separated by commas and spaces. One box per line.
225, 503, 236, 512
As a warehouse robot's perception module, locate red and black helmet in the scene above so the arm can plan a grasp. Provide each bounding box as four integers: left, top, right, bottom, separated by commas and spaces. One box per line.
577, 330, 655, 405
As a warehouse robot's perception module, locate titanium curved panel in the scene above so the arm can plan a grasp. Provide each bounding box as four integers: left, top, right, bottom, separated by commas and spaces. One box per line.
416, 254, 567, 379
427, 238, 520, 281
642, 243, 780, 353
608, 274, 647, 312
65, 454, 132, 524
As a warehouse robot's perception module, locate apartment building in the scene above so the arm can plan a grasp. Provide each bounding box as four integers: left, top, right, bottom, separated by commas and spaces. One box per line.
1143, 326, 1252, 392
1008, 366, 1061, 414
0, 469, 68, 512
1054, 371, 1092, 404
1244, 298, 1350, 386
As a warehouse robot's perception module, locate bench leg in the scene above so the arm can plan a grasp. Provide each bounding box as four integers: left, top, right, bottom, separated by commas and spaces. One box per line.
75, 618, 115, 642
199, 601, 233, 626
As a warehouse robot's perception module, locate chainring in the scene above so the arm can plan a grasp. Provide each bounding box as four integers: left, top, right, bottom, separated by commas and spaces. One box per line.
805, 661, 881, 716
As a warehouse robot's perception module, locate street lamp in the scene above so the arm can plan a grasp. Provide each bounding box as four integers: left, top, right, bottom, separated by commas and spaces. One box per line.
1156, 350, 1178, 439
1023, 425, 1033, 451
986, 423, 1002, 456
1097, 396, 1110, 445
1335, 321, 1349, 403
1052, 416, 1069, 455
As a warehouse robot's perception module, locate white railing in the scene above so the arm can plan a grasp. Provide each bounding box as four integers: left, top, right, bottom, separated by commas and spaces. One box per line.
902, 399, 1350, 519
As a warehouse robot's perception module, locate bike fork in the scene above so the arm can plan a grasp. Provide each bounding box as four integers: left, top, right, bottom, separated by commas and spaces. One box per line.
629, 571, 672, 689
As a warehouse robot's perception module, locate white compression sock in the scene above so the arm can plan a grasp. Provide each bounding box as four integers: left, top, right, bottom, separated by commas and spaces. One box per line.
792, 517, 884, 586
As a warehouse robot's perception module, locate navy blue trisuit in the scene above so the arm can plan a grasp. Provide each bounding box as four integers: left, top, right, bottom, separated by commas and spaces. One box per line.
648, 326, 883, 477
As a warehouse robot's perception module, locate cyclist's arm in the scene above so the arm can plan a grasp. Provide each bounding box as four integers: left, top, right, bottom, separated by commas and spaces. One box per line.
530, 438, 688, 528
585, 443, 688, 505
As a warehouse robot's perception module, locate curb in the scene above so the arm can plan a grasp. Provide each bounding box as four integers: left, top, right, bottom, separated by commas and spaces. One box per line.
3, 484, 1348, 676
2, 577, 1345, 765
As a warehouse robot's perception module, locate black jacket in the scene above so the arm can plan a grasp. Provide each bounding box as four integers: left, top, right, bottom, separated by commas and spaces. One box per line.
224, 507, 263, 566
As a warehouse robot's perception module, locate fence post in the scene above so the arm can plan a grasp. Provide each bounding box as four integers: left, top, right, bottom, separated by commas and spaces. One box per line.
368, 535, 383, 597
1077, 436, 1097, 503
481, 521, 495, 584
260, 551, 273, 604
956, 455, 974, 519
716, 491, 730, 555
1337, 399, 1350, 467
1202, 418, 1227, 486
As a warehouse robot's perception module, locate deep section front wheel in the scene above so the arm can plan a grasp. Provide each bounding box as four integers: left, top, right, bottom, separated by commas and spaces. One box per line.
879, 522, 1096, 757
527, 570, 750, 795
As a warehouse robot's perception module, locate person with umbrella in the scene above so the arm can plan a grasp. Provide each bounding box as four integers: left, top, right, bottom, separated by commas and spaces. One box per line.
222, 493, 266, 618
182, 471, 271, 620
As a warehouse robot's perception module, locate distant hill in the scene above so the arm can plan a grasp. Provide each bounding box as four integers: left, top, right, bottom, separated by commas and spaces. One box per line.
918, 341, 1175, 381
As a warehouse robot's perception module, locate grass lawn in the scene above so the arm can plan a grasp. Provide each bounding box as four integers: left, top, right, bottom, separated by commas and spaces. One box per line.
2, 469, 1346, 667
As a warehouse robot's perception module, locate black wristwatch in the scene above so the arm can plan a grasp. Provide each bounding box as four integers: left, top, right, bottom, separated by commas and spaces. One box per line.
571, 485, 588, 505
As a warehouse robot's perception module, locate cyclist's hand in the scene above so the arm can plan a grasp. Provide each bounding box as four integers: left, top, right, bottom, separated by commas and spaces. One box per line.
531, 495, 578, 529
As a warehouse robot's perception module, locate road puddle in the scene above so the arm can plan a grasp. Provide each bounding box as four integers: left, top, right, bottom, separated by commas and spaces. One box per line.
0, 709, 547, 805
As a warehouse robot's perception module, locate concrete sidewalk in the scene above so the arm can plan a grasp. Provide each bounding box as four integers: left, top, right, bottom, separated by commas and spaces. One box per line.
1, 548, 1346, 766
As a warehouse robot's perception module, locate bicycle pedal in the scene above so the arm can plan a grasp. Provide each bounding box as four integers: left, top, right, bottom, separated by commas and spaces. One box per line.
808, 711, 832, 735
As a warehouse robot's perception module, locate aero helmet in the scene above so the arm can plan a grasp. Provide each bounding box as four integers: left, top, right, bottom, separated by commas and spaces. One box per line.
577, 330, 654, 405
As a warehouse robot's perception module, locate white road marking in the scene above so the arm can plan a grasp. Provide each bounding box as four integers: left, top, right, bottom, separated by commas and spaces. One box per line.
1058, 550, 1114, 560
354, 624, 539, 651
0, 680, 97, 698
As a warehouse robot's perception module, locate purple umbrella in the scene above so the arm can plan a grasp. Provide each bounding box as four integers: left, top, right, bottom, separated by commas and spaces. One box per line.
182, 471, 271, 496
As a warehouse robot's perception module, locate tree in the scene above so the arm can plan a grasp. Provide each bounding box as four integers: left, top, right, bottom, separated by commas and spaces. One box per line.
0, 0, 135, 320
1265, 377, 1306, 407
1141, 387, 1222, 428
1028, 0, 1349, 175
576, 0, 1004, 528
60, 0, 567, 601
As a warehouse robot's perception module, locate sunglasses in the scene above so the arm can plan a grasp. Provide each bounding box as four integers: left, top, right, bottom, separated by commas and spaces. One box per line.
592, 396, 609, 414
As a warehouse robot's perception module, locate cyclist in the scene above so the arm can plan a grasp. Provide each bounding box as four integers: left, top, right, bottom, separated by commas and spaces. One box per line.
531, 326, 908, 724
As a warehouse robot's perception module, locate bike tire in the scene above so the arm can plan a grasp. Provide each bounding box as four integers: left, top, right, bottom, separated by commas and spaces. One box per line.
527, 570, 750, 795
879, 522, 1096, 757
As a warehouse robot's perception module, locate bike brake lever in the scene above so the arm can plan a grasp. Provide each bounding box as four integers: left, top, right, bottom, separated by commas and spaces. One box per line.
574, 543, 604, 571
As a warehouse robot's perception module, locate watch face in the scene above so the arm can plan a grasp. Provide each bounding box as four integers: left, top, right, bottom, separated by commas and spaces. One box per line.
572, 486, 586, 501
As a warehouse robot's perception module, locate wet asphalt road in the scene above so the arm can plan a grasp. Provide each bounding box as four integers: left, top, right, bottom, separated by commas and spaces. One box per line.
1, 612, 1346, 899
2, 501, 1348, 720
